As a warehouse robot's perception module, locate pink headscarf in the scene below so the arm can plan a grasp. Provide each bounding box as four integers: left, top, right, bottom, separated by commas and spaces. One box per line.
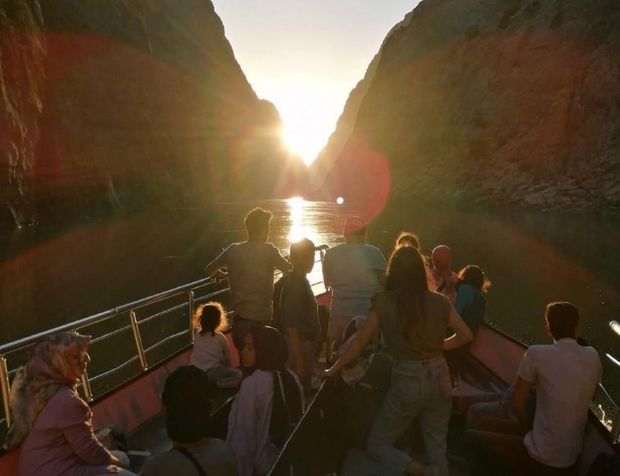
3, 332, 90, 451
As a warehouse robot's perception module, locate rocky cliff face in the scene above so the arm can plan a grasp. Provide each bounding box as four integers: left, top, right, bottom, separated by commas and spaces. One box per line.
0, 0, 304, 228
312, 0, 620, 212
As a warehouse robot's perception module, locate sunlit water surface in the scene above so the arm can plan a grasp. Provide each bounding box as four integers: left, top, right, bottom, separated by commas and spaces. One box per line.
1, 199, 619, 399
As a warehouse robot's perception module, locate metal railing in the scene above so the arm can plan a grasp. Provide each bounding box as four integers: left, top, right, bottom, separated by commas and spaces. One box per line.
0, 276, 228, 429
0, 249, 329, 431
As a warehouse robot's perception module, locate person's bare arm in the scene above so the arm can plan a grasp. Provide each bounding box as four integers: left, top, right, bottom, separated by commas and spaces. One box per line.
512, 376, 534, 431
204, 248, 227, 276
443, 306, 473, 350
326, 311, 379, 374
273, 246, 293, 273
288, 327, 307, 380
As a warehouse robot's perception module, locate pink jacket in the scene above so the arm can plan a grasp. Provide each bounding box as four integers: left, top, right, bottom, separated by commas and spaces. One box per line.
19, 387, 114, 476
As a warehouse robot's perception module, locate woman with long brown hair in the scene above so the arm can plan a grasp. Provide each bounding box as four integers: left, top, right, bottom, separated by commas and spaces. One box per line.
326, 246, 472, 475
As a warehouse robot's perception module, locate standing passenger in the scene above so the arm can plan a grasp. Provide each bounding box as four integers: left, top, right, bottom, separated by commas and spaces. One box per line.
190, 302, 242, 388
326, 247, 473, 475
446, 265, 491, 384
322, 217, 387, 354
204, 207, 292, 351
279, 238, 321, 392
430, 245, 459, 304
227, 327, 304, 476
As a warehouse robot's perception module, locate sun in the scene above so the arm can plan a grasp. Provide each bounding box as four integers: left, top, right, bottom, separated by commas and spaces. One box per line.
282, 123, 328, 166
266, 80, 343, 166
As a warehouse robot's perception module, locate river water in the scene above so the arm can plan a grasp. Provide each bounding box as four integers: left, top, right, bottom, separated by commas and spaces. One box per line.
1, 198, 619, 398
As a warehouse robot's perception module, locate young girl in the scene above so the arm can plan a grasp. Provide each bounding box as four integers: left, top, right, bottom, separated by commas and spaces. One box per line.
227, 326, 304, 476
190, 302, 242, 389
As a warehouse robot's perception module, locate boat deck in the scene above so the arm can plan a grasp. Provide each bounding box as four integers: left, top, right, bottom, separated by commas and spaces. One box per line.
126, 352, 507, 475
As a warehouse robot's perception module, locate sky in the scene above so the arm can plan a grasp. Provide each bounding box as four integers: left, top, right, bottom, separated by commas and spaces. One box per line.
211, 0, 421, 165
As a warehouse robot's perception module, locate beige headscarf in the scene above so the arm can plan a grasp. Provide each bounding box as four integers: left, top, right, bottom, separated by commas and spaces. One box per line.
3, 332, 90, 451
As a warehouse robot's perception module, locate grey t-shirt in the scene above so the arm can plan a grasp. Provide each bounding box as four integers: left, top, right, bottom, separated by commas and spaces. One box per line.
374, 290, 452, 360
140, 438, 238, 476
322, 243, 387, 317
280, 271, 320, 342
210, 241, 290, 322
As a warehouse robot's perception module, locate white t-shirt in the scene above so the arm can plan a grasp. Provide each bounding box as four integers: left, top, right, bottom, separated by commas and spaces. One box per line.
209, 241, 290, 322
322, 243, 387, 317
191, 331, 230, 371
227, 369, 304, 476
517, 338, 601, 468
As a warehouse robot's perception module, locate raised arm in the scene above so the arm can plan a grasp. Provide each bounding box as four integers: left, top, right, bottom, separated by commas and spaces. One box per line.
204, 247, 228, 276
326, 311, 379, 374
443, 306, 473, 351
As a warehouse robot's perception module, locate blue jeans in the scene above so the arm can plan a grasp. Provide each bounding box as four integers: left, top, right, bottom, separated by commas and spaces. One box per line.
366, 356, 452, 473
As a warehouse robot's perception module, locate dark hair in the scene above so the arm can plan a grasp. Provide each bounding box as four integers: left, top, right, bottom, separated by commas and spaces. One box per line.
457, 265, 491, 293
251, 326, 302, 446
193, 302, 227, 336
385, 246, 429, 335
162, 366, 214, 443
545, 302, 580, 340
289, 238, 315, 266
395, 231, 420, 250
245, 207, 272, 240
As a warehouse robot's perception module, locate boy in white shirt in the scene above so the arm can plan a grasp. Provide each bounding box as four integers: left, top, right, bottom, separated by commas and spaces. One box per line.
466, 302, 601, 475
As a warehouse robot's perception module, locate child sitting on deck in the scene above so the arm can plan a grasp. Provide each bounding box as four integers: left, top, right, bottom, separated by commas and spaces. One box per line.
190, 302, 242, 389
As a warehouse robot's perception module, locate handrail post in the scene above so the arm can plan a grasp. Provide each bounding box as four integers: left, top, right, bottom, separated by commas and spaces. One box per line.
80, 369, 94, 403
188, 290, 195, 344
0, 355, 12, 427
129, 311, 148, 371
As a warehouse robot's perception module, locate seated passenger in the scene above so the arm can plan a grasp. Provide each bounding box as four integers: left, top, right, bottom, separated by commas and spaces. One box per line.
430, 245, 459, 304
190, 302, 242, 388
466, 302, 602, 476
279, 238, 321, 392
227, 326, 304, 476
140, 366, 237, 476
326, 246, 473, 476
4, 332, 135, 476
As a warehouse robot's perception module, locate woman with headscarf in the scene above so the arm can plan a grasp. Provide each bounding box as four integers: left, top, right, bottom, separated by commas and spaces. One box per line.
3, 332, 135, 476
227, 326, 304, 476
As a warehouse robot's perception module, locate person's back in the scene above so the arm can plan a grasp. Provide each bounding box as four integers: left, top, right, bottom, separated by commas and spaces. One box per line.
140, 366, 238, 476
519, 339, 600, 467
221, 241, 288, 322
191, 330, 229, 371
376, 290, 452, 360
323, 243, 386, 316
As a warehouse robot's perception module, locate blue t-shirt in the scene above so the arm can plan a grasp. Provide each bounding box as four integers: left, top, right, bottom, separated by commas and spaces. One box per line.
454, 284, 486, 332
